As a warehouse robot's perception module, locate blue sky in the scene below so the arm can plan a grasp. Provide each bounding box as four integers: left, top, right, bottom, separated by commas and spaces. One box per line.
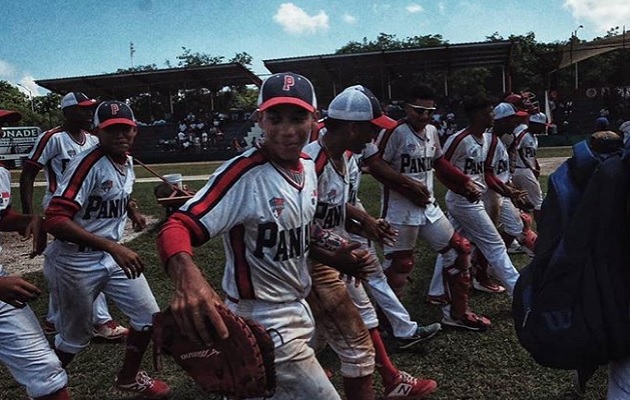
1, 0, 629, 96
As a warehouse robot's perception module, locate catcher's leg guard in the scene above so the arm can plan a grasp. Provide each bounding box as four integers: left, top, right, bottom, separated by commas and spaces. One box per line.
439, 232, 473, 319
442, 265, 471, 320
383, 250, 414, 298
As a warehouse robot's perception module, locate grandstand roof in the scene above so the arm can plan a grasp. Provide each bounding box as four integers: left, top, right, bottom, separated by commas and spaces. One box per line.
35, 63, 261, 99
264, 40, 516, 103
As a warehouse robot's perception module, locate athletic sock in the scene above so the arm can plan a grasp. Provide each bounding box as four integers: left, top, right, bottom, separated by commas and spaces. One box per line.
369, 328, 399, 386
117, 327, 151, 382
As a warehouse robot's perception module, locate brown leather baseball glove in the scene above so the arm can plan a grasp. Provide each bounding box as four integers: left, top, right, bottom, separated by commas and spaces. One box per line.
152, 306, 276, 399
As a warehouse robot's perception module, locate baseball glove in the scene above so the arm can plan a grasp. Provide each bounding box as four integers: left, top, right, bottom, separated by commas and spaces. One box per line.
152, 306, 276, 399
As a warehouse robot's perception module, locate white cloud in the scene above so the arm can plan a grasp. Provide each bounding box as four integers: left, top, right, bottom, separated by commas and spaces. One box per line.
343, 13, 357, 24
0, 60, 45, 96
406, 4, 424, 13
564, 0, 630, 32
437, 2, 446, 15
273, 3, 329, 35
18, 76, 43, 97
0, 60, 16, 78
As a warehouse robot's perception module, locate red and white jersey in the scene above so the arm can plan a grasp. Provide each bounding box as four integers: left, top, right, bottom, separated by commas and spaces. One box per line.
173, 147, 319, 303
377, 122, 444, 225
484, 132, 511, 183
443, 128, 489, 194
303, 140, 349, 237
513, 124, 538, 170
47, 147, 134, 242
26, 127, 98, 208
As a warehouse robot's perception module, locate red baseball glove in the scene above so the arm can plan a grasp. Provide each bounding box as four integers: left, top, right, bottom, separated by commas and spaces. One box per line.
153, 306, 276, 399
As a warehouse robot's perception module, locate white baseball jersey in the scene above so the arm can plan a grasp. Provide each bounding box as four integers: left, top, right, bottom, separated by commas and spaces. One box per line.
48, 147, 134, 242
0, 165, 11, 268
26, 127, 99, 208
514, 125, 538, 170
484, 132, 511, 183
174, 147, 318, 303
443, 128, 489, 194
303, 140, 349, 236
377, 122, 444, 225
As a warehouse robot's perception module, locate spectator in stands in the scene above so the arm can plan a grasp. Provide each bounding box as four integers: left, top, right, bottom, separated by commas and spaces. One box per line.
177, 129, 187, 149
201, 131, 209, 150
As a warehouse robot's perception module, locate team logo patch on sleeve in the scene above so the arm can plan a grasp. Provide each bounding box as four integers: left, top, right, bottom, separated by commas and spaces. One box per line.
101, 180, 113, 193
68, 150, 76, 157
0, 192, 9, 208
406, 144, 417, 153
269, 197, 285, 218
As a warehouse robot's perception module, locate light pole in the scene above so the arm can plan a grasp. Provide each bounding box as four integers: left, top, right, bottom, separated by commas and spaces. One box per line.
16, 83, 34, 112
571, 25, 584, 90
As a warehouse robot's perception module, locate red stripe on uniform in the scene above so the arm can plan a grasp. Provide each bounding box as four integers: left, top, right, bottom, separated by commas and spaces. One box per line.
28, 127, 63, 167
170, 211, 210, 246
484, 135, 498, 170
313, 148, 328, 177
443, 129, 471, 161
376, 119, 406, 156
188, 151, 266, 218
46, 161, 57, 194
230, 224, 255, 299
381, 186, 391, 218
60, 147, 106, 200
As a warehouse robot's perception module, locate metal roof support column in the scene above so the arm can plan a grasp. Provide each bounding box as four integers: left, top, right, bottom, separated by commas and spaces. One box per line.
501, 65, 506, 93
443, 72, 449, 97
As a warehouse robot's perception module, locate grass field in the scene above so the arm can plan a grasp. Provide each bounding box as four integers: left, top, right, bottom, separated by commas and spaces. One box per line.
0, 153, 611, 400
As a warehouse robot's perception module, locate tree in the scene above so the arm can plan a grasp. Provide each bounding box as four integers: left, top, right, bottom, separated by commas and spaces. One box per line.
336, 32, 446, 54
116, 64, 158, 73
166, 47, 224, 68
230, 52, 253, 67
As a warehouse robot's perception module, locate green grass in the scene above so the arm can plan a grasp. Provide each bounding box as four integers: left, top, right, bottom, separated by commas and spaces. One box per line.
0, 160, 610, 400
537, 147, 572, 159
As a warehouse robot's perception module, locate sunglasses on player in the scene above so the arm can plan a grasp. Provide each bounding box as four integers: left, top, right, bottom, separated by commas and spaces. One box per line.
405, 103, 437, 115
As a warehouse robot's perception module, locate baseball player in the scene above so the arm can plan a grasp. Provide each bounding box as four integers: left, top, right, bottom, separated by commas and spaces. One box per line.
0, 109, 70, 400
157, 73, 342, 399
484, 104, 538, 260
434, 97, 520, 299
512, 111, 546, 222
376, 85, 490, 331
310, 115, 441, 349
43, 101, 170, 398
305, 85, 438, 399
20, 92, 127, 340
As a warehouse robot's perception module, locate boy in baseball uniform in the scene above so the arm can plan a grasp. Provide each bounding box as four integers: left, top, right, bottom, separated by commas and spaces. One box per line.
43, 101, 170, 398
157, 73, 344, 399
20, 92, 127, 340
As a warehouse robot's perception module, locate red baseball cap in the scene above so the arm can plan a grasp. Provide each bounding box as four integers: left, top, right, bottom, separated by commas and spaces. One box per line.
0, 109, 22, 124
